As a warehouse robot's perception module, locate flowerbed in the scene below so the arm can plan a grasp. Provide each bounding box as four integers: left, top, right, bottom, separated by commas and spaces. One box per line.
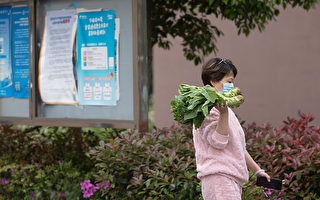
0, 112, 319, 199
244, 112, 320, 199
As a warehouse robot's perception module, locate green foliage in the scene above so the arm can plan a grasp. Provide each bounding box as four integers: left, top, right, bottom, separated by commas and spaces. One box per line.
0, 161, 89, 199
0, 125, 102, 199
87, 124, 202, 199
170, 84, 244, 128
0, 125, 97, 170
242, 171, 286, 200
1, 112, 320, 199
151, 0, 318, 65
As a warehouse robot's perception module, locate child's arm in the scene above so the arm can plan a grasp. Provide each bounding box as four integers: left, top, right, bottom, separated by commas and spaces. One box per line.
245, 150, 271, 181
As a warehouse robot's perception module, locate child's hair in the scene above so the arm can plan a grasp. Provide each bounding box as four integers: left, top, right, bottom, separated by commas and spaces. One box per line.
201, 58, 238, 86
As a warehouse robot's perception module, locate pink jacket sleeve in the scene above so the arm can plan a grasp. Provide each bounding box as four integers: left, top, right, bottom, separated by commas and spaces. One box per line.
198, 108, 229, 149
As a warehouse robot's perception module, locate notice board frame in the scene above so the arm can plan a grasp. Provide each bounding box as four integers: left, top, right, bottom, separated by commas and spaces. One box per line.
0, 0, 148, 131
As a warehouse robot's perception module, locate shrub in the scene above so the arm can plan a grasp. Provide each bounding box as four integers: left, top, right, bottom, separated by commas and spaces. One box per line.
1, 112, 320, 199
0, 125, 97, 170
0, 125, 100, 199
87, 124, 202, 199
242, 171, 286, 200
0, 161, 89, 199
244, 112, 320, 199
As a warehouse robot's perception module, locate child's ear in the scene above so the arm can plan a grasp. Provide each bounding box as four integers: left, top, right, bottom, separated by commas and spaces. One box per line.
209, 80, 215, 86
209, 80, 219, 92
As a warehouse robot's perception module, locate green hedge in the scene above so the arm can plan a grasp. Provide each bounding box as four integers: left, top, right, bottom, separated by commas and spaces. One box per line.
86, 125, 201, 199
0, 125, 99, 199
0, 112, 319, 199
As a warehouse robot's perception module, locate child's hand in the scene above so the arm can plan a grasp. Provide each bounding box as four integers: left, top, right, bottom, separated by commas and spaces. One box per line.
258, 171, 271, 182
216, 101, 228, 114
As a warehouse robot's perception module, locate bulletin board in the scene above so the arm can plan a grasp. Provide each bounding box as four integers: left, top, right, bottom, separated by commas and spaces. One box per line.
0, 0, 31, 121
0, 0, 148, 130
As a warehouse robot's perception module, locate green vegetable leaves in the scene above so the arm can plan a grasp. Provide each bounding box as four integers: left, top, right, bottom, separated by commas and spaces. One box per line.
170, 84, 245, 129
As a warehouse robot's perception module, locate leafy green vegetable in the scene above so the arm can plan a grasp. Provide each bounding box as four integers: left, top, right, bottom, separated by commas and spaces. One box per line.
170, 84, 244, 129
221, 87, 241, 98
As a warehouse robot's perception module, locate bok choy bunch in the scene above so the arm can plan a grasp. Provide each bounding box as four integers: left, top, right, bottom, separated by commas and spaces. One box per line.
170, 84, 244, 129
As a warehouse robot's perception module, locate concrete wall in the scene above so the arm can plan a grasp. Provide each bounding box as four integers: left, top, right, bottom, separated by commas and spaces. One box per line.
153, 6, 320, 128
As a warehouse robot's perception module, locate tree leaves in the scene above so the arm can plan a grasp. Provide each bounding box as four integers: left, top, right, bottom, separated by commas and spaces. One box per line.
151, 0, 318, 65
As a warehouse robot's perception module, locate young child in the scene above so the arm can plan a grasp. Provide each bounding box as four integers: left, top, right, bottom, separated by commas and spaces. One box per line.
193, 58, 270, 200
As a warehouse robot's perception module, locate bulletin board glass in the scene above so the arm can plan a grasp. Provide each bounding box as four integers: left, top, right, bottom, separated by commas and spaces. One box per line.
0, 0, 30, 120
0, 0, 148, 130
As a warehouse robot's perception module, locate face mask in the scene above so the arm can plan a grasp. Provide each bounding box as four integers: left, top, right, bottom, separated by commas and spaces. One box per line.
220, 83, 234, 94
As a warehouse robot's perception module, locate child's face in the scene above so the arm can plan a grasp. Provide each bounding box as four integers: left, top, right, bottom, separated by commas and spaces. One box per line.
210, 72, 235, 93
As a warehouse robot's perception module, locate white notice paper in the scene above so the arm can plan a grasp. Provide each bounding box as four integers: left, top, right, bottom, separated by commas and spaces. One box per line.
39, 9, 78, 104
81, 46, 108, 70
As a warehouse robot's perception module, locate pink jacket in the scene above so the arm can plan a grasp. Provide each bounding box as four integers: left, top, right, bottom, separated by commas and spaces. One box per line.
192, 107, 249, 185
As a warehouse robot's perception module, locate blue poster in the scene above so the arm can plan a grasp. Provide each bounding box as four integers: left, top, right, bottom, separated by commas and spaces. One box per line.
12, 6, 29, 98
77, 10, 117, 105
0, 6, 13, 97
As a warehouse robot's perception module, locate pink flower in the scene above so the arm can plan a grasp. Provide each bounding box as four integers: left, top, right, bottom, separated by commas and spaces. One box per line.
1, 179, 10, 185
102, 182, 110, 190
80, 180, 92, 190
83, 189, 93, 198
266, 189, 273, 195
58, 193, 66, 198
58, 160, 64, 165
30, 193, 35, 199
80, 180, 97, 198
24, 172, 27, 176
94, 183, 100, 190
50, 191, 56, 198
